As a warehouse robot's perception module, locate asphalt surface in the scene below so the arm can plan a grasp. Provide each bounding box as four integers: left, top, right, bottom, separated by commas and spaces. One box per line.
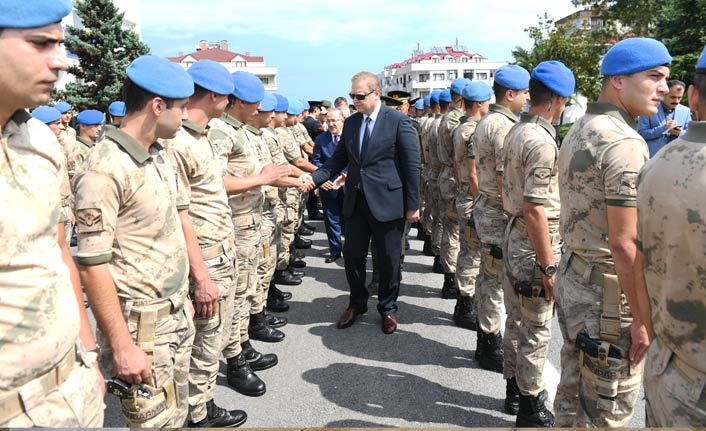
99, 219, 646, 428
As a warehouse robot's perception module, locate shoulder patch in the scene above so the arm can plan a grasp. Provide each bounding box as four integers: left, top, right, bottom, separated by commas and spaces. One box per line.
619, 171, 638, 195
533, 167, 552, 185
76, 208, 104, 233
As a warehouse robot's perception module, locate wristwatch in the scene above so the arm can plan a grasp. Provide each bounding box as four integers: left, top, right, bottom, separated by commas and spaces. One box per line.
540, 263, 557, 277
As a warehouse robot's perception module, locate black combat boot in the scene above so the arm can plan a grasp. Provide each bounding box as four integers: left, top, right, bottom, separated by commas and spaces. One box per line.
478, 330, 504, 373
265, 311, 288, 328
474, 327, 484, 361
226, 354, 266, 397
273, 269, 301, 286
266, 287, 290, 312
289, 245, 305, 259
453, 295, 478, 330
417, 226, 427, 241
516, 393, 555, 427
432, 255, 444, 274
504, 376, 520, 415
423, 238, 434, 256
441, 273, 458, 299
248, 311, 285, 343
187, 399, 247, 428
240, 340, 278, 371
270, 281, 292, 301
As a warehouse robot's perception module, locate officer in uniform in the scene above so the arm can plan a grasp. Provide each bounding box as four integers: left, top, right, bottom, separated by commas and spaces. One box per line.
108, 101, 126, 127
636, 44, 706, 428
451, 82, 492, 330
387, 90, 411, 115
554, 38, 671, 427
74, 55, 197, 427
502, 61, 575, 426
160, 60, 247, 427
75, 109, 104, 164
473, 64, 530, 373
437, 79, 471, 298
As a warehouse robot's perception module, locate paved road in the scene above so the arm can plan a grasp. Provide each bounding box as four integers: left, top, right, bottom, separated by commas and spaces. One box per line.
101, 220, 645, 427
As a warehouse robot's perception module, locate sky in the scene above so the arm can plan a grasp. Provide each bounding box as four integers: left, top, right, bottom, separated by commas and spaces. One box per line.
140, 0, 581, 101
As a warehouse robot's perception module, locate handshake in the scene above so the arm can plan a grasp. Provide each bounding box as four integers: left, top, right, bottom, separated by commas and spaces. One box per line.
298, 173, 346, 193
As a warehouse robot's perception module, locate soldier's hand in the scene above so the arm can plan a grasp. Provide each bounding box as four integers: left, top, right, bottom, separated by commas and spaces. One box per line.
193, 276, 219, 319
113, 342, 151, 385
298, 174, 315, 192
260, 163, 291, 185
542, 274, 555, 303
629, 319, 650, 365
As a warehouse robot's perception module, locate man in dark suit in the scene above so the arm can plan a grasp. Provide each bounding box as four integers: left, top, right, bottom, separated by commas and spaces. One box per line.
312, 108, 346, 263
301, 71, 421, 334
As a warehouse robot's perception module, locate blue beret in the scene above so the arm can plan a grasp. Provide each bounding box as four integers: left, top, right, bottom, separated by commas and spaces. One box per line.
696, 44, 706, 73
414, 99, 425, 110
439, 89, 452, 103
601, 38, 672, 76
260, 93, 278, 112
450, 78, 472, 95
423, 95, 431, 107
531, 61, 576, 98
127, 55, 194, 99
187, 60, 234, 96
108, 101, 126, 116
0, 0, 72, 28
54, 101, 72, 114
231, 71, 265, 104
274, 94, 289, 112
495, 65, 530, 90
287, 98, 303, 115
31, 106, 62, 124
430, 90, 442, 104
302, 101, 311, 110
76, 109, 104, 125
462, 81, 494, 102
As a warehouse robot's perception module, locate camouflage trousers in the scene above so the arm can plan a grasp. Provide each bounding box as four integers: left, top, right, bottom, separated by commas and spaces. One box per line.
277, 188, 298, 271
438, 170, 459, 273
188, 239, 237, 423
426, 172, 443, 255
1, 340, 104, 427
60, 203, 73, 244
255, 201, 281, 313
224, 213, 262, 352
473, 197, 508, 334
553, 251, 640, 428
501, 217, 561, 395
644, 337, 706, 427
421, 173, 434, 235
455, 190, 480, 297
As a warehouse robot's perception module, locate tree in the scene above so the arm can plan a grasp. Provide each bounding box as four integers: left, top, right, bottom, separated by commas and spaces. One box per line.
55, 0, 150, 112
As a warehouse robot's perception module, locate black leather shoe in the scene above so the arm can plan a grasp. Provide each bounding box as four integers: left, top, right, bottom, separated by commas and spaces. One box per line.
248, 311, 285, 343
289, 256, 306, 268
265, 311, 288, 328
188, 399, 247, 428
325, 253, 341, 263
273, 270, 301, 286
241, 340, 278, 371
294, 236, 311, 249
308, 212, 323, 221
303, 221, 318, 230
505, 377, 520, 415
287, 267, 304, 277
297, 226, 314, 236
270, 283, 292, 301
226, 354, 266, 397
266, 295, 290, 313
289, 247, 305, 259
432, 255, 444, 274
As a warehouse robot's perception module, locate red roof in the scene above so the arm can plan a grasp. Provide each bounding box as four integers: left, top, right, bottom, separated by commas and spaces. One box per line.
167, 48, 264, 64
384, 46, 487, 70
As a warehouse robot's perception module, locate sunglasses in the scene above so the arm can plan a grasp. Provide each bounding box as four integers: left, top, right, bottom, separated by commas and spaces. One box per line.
349, 89, 375, 101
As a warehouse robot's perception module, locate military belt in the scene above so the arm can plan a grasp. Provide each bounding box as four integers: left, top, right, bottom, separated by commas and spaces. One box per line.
200, 236, 235, 261
0, 345, 77, 423
232, 213, 260, 227
567, 252, 616, 290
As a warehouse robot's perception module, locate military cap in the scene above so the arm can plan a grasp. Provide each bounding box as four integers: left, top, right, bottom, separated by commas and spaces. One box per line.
274, 94, 289, 112
127, 55, 194, 99
381, 95, 404, 107
54, 101, 72, 114
320, 106, 328, 114
321, 99, 333, 108
495, 65, 530, 90
423, 95, 432, 107
76, 109, 104, 125
430, 89, 442, 104
108, 101, 126, 117
408, 96, 420, 105
260, 93, 278, 112
187, 60, 234, 96
439, 89, 452, 103
308, 100, 322, 108
287, 98, 303, 115
302, 100, 311, 110
231, 71, 265, 103
31, 106, 62, 124
414, 99, 425, 110
531, 60, 576, 97
462, 81, 494, 102
450, 78, 472, 95
696, 44, 706, 73
1, 0, 72, 29
600, 37, 672, 76
387, 90, 411, 102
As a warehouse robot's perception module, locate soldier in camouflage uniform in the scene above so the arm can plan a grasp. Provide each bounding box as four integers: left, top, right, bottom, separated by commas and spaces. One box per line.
501, 61, 575, 427
75, 109, 103, 163
418, 95, 434, 247
56, 100, 77, 143
437, 80, 471, 298
636, 45, 706, 428
554, 38, 672, 427
74, 55, 197, 428
1, 4, 104, 423
451, 82, 492, 330
427, 90, 447, 272
161, 60, 247, 427
472, 64, 530, 373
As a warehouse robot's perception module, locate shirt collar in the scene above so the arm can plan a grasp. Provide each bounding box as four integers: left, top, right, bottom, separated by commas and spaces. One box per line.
244, 123, 263, 136
364, 101, 382, 123
104, 127, 155, 164
520, 113, 557, 140
182, 119, 207, 136
586, 102, 638, 130
1, 110, 31, 138
683, 121, 706, 142
488, 103, 519, 123
222, 112, 244, 129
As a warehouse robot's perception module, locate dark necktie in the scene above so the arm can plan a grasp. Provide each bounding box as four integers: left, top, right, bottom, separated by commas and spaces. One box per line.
360, 117, 371, 158
334, 134, 340, 145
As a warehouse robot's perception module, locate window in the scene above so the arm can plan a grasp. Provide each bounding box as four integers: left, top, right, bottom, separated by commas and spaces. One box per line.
446, 56, 454, 63
260, 76, 269, 85
433, 73, 445, 81
476, 72, 488, 80
460, 56, 468, 63
431, 56, 440, 64
463, 70, 473, 79
234, 61, 246, 67
448, 70, 457, 80
419, 73, 429, 83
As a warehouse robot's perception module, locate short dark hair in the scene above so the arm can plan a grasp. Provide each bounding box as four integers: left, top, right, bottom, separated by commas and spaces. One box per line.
190, 84, 211, 102
667, 79, 686, 90
439, 101, 450, 110
493, 82, 511, 103
529, 77, 553, 107
694, 73, 706, 106
122, 78, 174, 114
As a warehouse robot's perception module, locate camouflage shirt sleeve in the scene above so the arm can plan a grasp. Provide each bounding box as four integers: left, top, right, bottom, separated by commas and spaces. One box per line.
165, 143, 193, 211
602, 137, 648, 207
523, 139, 557, 204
